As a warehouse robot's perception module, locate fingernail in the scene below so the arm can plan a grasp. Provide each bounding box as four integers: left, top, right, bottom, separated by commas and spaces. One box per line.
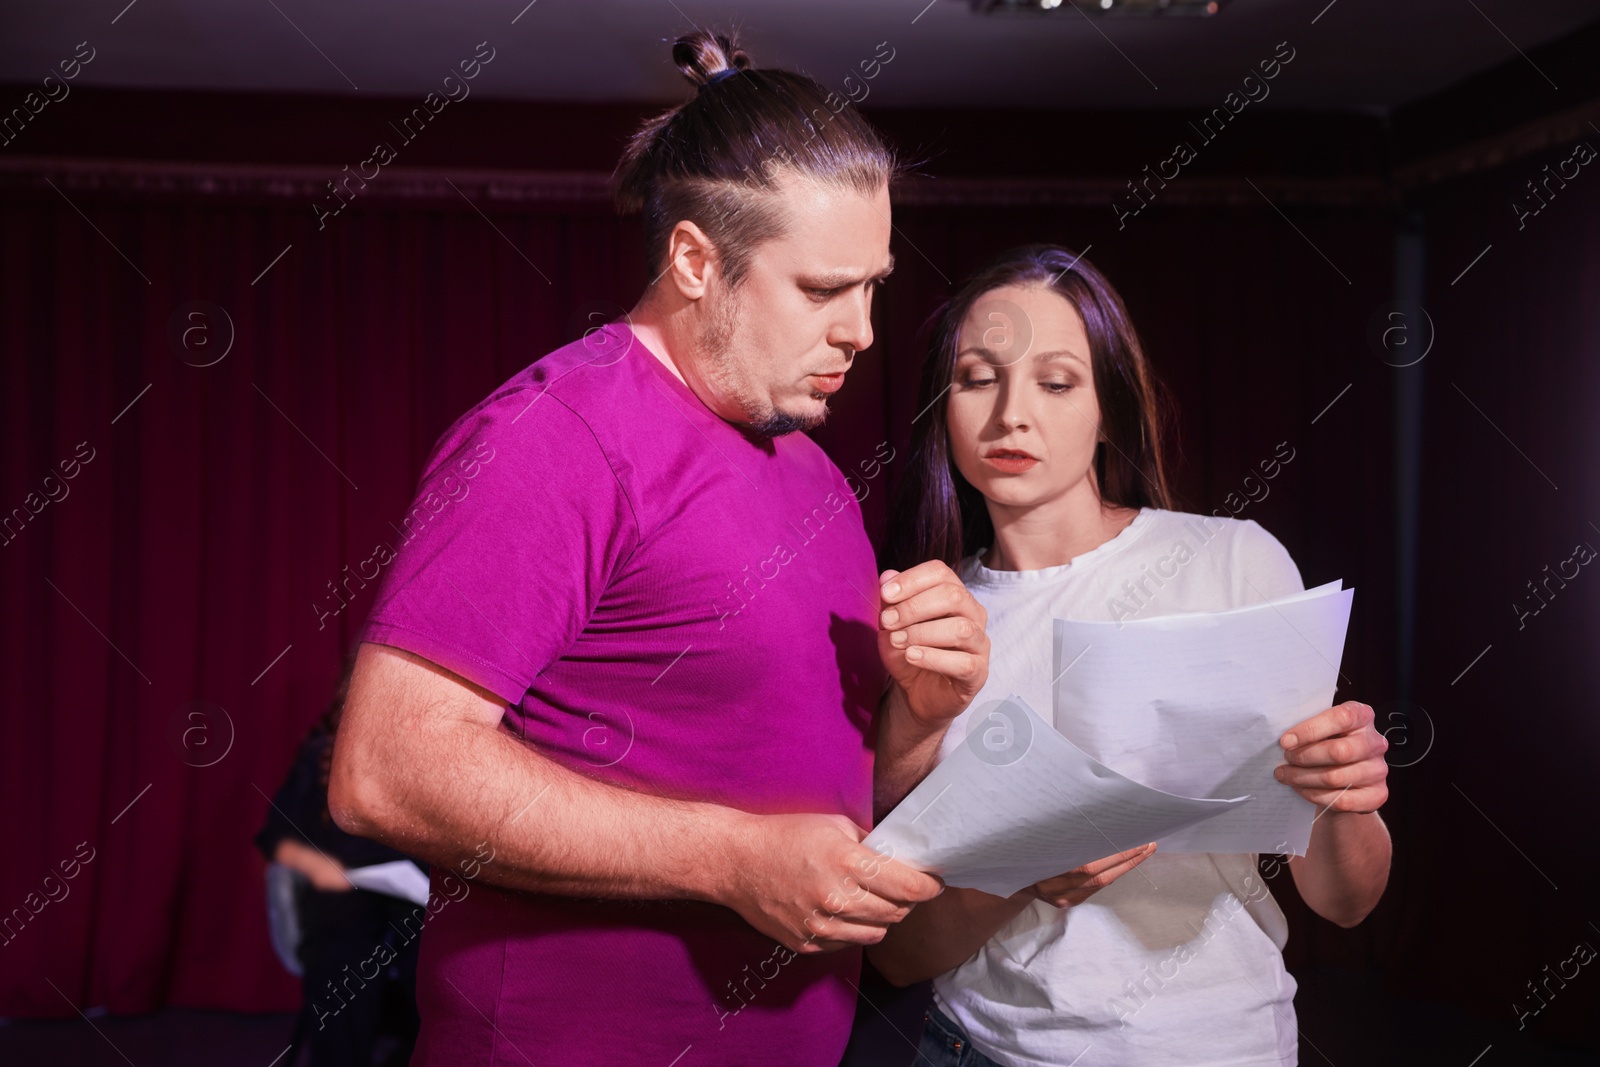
884, 582, 901, 598
907, 647, 923, 661
891, 632, 908, 647
1282, 733, 1297, 748
882, 609, 898, 626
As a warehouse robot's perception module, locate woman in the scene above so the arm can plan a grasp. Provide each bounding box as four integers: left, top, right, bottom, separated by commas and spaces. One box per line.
868, 244, 1391, 1066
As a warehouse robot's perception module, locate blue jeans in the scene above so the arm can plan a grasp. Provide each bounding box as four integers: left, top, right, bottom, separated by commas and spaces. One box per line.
917, 1001, 1007, 1067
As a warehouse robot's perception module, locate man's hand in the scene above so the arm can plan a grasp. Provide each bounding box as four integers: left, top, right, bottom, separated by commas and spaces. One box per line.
877, 562, 990, 728
717, 813, 943, 954
1276, 700, 1390, 815
1023, 842, 1157, 909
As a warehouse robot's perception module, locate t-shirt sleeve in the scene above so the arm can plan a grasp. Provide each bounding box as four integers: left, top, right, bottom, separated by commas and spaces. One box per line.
359, 390, 639, 704
1230, 518, 1305, 605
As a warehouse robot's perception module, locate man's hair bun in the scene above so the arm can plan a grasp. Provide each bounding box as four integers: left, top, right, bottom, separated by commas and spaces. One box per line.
612, 26, 898, 287
672, 30, 751, 88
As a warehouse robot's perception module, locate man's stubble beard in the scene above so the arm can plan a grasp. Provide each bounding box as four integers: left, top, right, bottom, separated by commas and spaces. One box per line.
698, 283, 827, 440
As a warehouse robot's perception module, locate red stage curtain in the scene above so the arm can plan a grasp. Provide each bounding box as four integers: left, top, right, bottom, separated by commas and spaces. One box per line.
2, 167, 1406, 1017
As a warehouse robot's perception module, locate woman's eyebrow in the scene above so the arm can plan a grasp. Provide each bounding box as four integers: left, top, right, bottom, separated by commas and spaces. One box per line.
1034, 349, 1087, 367
956, 346, 1087, 367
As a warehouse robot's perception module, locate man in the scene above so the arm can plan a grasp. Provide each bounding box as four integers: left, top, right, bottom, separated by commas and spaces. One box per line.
328, 30, 990, 1066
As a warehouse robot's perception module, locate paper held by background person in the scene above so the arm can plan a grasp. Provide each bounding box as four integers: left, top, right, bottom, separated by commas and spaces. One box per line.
1052, 579, 1354, 857
863, 694, 1252, 897
343, 859, 432, 905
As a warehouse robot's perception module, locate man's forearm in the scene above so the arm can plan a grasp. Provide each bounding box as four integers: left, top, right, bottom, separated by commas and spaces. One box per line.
872, 682, 950, 823
1290, 810, 1391, 927
332, 710, 751, 904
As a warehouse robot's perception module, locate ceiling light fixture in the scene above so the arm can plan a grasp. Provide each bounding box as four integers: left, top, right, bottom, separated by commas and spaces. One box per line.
967, 0, 1226, 16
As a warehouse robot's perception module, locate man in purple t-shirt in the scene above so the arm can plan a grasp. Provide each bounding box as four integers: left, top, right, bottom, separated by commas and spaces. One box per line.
327, 29, 990, 1067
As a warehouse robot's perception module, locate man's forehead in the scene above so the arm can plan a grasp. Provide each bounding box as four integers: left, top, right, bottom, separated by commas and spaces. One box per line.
773, 173, 891, 226
756, 172, 892, 273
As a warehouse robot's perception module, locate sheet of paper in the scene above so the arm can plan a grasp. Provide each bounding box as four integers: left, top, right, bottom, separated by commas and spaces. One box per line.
344, 859, 431, 905
864, 694, 1251, 896
1051, 581, 1353, 856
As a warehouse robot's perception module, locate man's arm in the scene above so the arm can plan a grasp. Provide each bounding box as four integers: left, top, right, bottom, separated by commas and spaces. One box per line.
328, 641, 941, 953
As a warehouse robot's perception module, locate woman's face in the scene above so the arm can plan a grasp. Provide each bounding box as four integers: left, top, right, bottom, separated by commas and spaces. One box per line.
946, 282, 1103, 511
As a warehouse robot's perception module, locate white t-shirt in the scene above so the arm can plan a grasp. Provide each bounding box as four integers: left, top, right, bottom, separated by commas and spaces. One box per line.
932, 506, 1306, 1067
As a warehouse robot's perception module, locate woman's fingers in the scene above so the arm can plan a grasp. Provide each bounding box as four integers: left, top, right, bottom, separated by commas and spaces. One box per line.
884, 615, 985, 654
888, 644, 986, 689
896, 643, 979, 675
1277, 698, 1390, 814
1035, 852, 1153, 907
879, 564, 986, 633
878, 568, 984, 667
1280, 701, 1372, 751
1296, 783, 1389, 813
879, 561, 958, 603
1275, 755, 1387, 791
1074, 842, 1157, 877
1278, 757, 1389, 813
1030, 843, 1156, 907
1282, 729, 1388, 768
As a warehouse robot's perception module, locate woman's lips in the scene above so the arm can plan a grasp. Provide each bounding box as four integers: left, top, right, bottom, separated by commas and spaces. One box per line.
984, 453, 1038, 473
809, 372, 846, 394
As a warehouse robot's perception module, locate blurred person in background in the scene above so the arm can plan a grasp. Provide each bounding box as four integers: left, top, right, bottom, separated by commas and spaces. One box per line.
255, 650, 424, 1067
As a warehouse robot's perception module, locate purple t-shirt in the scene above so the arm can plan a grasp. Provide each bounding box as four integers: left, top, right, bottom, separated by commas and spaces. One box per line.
359, 320, 886, 1066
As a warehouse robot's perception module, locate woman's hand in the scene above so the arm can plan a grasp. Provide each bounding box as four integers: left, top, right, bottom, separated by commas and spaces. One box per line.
1279, 702, 1394, 926
1023, 842, 1157, 909
877, 562, 990, 728
1275, 700, 1390, 815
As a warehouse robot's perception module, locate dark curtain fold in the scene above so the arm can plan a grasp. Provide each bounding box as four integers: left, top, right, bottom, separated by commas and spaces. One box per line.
0, 189, 651, 1015
1385, 156, 1600, 1044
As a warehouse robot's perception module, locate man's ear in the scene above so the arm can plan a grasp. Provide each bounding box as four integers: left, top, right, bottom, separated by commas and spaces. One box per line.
662, 220, 719, 301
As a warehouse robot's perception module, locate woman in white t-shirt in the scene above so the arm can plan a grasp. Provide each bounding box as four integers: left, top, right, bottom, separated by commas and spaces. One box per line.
868, 244, 1392, 1067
